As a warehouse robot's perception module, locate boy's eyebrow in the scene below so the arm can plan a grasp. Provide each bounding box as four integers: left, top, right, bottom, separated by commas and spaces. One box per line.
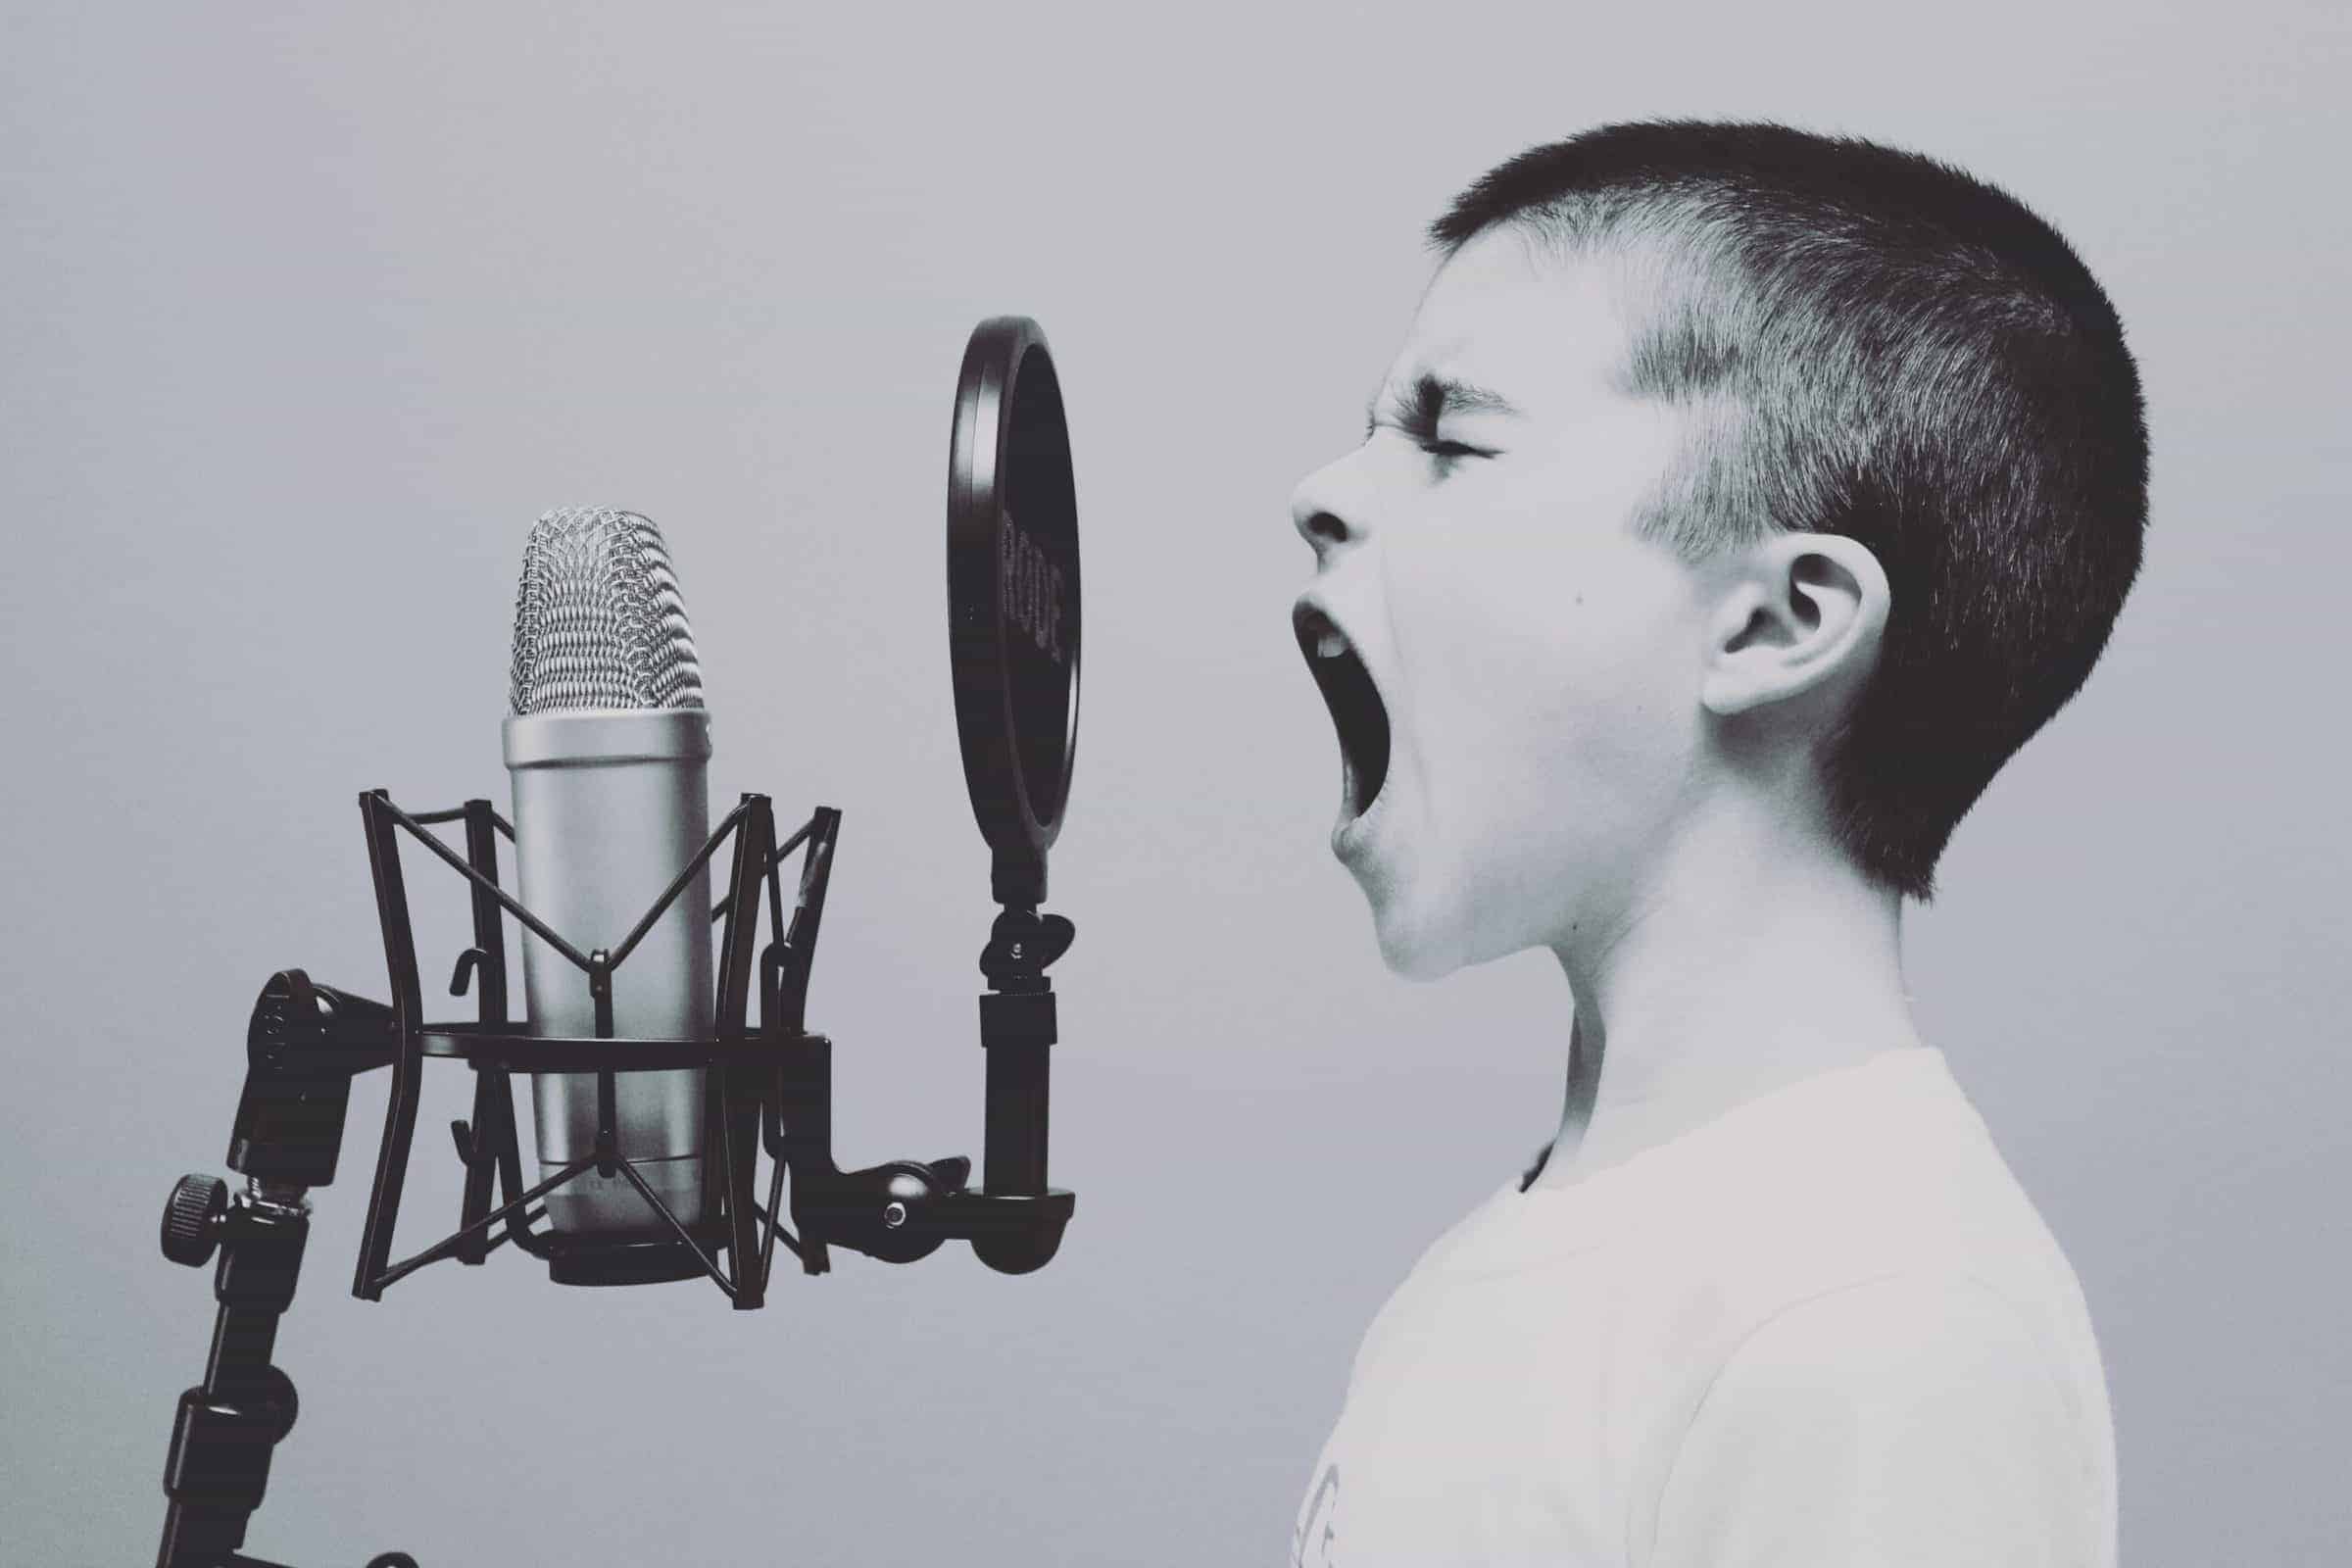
1365, 372, 1524, 436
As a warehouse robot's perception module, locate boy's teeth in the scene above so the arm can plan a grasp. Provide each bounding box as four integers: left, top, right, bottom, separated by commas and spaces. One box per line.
1316, 630, 1348, 659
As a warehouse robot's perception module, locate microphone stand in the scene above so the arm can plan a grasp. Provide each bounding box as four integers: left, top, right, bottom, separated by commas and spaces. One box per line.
151, 792, 1075, 1568
154, 970, 403, 1568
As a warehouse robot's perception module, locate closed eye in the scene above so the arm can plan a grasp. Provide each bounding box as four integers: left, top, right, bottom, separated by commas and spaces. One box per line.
1416, 437, 1494, 474
1363, 371, 1520, 466
1361, 411, 1494, 454
1360, 417, 1495, 466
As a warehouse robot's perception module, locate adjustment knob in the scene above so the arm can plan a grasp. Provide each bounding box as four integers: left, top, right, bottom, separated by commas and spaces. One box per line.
254, 1361, 299, 1443
162, 1173, 228, 1267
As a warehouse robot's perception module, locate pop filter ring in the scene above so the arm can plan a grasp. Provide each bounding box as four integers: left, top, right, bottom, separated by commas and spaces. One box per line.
948, 316, 1081, 909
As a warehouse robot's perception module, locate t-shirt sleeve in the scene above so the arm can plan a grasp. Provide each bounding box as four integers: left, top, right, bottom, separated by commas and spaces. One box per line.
1646, 1273, 2098, 1568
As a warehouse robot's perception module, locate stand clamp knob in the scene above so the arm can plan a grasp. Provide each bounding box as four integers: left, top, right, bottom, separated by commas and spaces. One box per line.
161, 1173, 229, 1268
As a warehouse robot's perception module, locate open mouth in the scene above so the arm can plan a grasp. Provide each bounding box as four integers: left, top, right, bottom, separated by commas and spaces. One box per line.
1294, 601, 1392, 820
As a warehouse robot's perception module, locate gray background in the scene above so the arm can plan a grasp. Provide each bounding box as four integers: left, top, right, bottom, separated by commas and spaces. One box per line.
4, 3, 2345, 1563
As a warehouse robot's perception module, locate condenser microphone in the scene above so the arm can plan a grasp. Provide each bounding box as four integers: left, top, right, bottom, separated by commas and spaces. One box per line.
503, 507, 714, 1237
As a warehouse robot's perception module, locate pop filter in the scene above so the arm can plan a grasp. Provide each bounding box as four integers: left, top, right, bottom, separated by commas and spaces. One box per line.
947, 317, 1080, 908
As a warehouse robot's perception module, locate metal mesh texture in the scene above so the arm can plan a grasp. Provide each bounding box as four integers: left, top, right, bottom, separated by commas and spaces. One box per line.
508, 507, 707, 715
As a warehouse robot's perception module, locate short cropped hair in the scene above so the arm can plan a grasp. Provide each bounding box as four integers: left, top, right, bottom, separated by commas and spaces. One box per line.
1433, 121, 2148, 900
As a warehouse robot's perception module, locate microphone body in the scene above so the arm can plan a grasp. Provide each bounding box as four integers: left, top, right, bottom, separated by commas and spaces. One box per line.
506, 710, 712, 1234
503, 507, 713, 1238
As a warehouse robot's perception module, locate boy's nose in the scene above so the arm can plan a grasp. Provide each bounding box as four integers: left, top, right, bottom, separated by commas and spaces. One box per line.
1290, 457, 1367, 564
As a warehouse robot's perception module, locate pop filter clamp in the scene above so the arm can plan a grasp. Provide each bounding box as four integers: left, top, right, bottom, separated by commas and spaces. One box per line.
148, 318, 1083, 1568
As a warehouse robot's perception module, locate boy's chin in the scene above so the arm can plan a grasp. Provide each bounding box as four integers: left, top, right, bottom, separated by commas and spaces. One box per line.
1369, 899, 1476, 983
1368, 879, 1550, 981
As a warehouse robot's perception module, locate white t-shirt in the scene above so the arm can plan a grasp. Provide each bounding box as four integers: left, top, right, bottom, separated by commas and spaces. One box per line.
1291, 1047, 2114, 1567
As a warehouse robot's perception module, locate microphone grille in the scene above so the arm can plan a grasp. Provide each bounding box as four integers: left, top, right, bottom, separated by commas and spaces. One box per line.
509, 508, 707, 715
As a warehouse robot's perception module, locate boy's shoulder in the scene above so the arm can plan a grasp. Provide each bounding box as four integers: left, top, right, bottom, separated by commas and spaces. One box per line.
1612, 1048, 2111, 1500
1630, 1049, 2119, 1563
1382, 1048, 2099, 1390
1587, 1047, 2099, 1378
1691, 1047, 2082, 1306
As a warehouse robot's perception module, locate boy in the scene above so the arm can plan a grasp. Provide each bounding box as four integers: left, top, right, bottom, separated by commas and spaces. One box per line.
1288, 121, 2142, 1566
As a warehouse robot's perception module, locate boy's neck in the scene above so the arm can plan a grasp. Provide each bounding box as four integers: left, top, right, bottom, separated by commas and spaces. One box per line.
1528, 806, 1920, 1192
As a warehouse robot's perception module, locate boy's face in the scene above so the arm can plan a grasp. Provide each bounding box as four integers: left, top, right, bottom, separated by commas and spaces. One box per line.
1291, 228, 1713, 978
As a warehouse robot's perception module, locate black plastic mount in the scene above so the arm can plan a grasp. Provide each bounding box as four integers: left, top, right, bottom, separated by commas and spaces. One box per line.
155, 788, 1076, 1567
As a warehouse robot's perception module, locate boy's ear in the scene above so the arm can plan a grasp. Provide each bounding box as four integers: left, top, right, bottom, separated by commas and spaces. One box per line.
1698, 532, 1889, 719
